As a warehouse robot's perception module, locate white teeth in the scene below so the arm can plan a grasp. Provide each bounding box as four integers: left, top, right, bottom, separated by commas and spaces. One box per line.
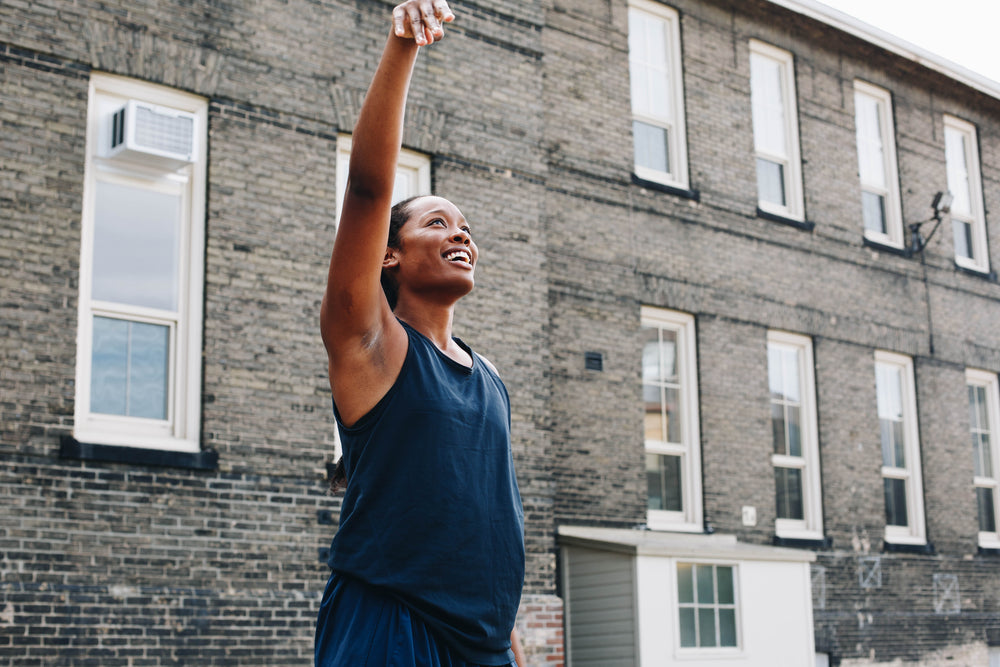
446, 251, 471, 263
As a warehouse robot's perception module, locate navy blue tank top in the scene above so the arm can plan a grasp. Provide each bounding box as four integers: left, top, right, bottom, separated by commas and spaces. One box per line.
327, 321, 525, 665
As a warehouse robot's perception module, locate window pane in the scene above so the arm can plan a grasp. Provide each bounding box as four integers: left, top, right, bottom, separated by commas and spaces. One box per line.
953, 220, 973, 260
91, 317, 169, 420
646, 453, 682, 512
716, 566, 734, 604
944, 127, 972, 217
634, 121, 670, 174
642, 331, 661, 383
977, 487, 996, 533
698, 608, 717, 647
665, 386, 681, 444
862, 191, 887, 235
756, 158, 786, 207
90, 317, 128, 416
884, 477, 908, 527
750, 55, 787, 156
696, 564, 715, 604
855, 94, 886, 188
677, 563, 694, 603
679, 607, 697, 647
786, 405, 802, 457
644, 384, 663, 442
980, 434, 993, 480
719, 608, 737, 647
92, 181, 181, 312
775, 466, 804, 520
771, 402, 787, 455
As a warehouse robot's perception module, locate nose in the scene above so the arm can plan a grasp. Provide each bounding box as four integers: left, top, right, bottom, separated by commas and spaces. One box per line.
451, 229, 470, 244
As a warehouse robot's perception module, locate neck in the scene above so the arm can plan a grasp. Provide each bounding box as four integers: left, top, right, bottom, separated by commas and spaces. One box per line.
393, 301, 456, 350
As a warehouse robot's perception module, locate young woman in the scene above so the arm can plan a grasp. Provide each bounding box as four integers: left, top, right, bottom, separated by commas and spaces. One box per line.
316, 2, 526, 666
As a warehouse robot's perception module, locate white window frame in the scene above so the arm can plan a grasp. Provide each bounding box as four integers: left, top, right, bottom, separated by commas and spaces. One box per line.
74, 74, 207, 452
628, 0, 689, 190
749, 40, 804, 220
944, 115, 989, 273
642, 307, 703, 532
874, 351, 926, 545
967, 369, 1000, 549
673, 560, 742, 654
767, 331, 824, 540
333, 134, 430, 460
854, 81, 903, 248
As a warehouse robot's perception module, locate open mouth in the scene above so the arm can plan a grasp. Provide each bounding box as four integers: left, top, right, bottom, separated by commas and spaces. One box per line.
445, 250, 472, 264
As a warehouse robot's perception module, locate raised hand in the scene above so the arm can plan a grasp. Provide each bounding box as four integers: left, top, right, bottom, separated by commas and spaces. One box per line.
392, 0, 455, 46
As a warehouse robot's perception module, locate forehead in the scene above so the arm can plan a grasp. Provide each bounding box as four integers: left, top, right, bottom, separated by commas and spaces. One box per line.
407, 196, 466, 222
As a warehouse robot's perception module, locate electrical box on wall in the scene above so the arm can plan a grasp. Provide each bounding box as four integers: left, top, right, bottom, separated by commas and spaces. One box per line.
106, 100, 197, 170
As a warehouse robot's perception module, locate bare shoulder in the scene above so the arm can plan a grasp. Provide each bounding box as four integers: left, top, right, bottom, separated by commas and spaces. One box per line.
478, 354, 500, 377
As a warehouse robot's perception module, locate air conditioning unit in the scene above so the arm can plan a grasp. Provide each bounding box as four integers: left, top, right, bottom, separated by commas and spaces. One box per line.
106, 100, 197, 170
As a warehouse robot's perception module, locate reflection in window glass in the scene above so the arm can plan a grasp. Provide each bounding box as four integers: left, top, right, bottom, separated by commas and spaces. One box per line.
93, 181, 181, 312
91, 316, 169, 420
646, 453, 681, 512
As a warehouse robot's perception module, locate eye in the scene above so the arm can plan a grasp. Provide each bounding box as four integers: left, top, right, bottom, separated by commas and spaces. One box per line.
461, 225, 471, 234
429, 218, 446, 227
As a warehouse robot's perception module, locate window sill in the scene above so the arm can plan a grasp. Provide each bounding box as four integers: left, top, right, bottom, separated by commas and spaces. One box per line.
756, 207, 814, 231
978, 545, 1000, 556
60, 435, 218, 470
773, 535, 832, 549
883, 539, 934, 555
955, 263, 997, 281
632, 173, 700, 201
862, 235, 909, 257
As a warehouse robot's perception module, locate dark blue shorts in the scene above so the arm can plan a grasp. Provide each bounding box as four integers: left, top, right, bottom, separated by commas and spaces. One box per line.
315, 573, 516, 667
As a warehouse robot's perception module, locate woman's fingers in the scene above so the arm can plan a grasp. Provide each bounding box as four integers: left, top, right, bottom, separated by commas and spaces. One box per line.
392, 0, 454, 45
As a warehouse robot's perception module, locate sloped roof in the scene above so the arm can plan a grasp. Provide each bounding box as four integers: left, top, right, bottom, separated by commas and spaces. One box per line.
771, 0, 1000, 101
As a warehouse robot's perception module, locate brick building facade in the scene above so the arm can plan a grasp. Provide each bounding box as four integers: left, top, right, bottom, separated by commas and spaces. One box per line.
3, 0, 1000, 665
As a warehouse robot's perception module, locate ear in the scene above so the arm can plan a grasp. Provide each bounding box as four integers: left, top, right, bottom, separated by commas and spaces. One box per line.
382, 248, 400, 269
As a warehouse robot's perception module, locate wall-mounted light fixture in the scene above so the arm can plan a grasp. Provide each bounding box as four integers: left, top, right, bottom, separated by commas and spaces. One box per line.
907, 191, 954, 256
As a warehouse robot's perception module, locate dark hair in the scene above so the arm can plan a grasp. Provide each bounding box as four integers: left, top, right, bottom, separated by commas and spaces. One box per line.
379, 194, 426, 311
329, 195, 427, 493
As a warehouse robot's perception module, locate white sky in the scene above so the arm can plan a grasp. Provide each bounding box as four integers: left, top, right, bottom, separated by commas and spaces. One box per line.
815, 0, 1000, 85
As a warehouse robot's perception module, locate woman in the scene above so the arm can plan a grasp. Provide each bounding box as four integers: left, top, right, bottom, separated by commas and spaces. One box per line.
316, 2, 526, 666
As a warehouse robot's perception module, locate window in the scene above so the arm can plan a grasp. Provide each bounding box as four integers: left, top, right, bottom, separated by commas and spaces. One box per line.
74, 74, 207, 452
768, 331, 823, 539
874, 351, 926, 544
642, 307, 702, 532
749, 40, 803, 220
967, 369, 1000, 548
944, 116, 989, 273
628, 0, 688, 189
676, 563, 739, 649
854, 82, 902, 247
335, 135, 431, 222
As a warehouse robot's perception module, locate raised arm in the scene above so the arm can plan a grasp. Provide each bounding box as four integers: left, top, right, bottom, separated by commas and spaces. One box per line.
320, 1, 453, 419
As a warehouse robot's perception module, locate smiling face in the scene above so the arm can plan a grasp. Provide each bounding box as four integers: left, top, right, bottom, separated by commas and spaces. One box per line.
383, 195, 479, 308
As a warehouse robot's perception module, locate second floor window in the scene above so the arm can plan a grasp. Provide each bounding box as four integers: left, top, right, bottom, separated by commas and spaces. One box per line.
750, 40, 803, 220
628, 0, 688, 189
875, 351, 926, 545
854, 81, 902, 248
768, 331, 823, 539
967, 369, 1000, 548
74, 74, 207, 452
944, 115, 989, 273
642, 307, 702, 532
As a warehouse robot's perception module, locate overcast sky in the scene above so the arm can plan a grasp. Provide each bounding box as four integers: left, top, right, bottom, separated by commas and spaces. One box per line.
815, 0, 1000, 85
